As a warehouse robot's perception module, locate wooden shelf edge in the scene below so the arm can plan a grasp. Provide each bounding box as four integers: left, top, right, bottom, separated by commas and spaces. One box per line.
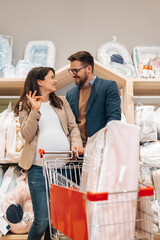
2, 68, 160, 96
131, 78, 160, 96
94, 60, 127, 88
55, 61, 128, 90
1, 234, 28, 239
1, 233, 44, 239
154, 235, 160, 239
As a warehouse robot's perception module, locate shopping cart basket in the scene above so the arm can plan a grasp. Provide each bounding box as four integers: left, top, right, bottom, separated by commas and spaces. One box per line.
39, 149, 154, 240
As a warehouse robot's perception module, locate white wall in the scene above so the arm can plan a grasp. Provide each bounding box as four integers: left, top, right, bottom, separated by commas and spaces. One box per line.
0, 0, 160, 70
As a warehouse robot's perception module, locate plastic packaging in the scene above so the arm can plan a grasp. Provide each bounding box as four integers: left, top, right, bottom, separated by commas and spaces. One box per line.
155, 107, 160, 138
135, 104, 157, 142
24, 40, 56, 68
133, 45, 160, 78
81, 121, 140, 240
1, 65, 16, 78
16, 60, 36, 78
0, 35, 12, 77
97, 36, 136, 78
0, 103, 24, 162
140, 142, 160, 167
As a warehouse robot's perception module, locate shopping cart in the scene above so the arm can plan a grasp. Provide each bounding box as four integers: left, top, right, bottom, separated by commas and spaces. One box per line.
39, 149, 154, 240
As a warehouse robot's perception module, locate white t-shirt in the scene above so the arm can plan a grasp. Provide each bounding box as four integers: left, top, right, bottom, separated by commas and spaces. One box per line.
33, 101, 70, 166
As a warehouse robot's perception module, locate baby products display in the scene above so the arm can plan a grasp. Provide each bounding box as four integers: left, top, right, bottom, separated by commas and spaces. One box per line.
133, 45, 160, 78
134, 102, 160, 233
0, 103, 24, 162
155, 107, 160, 139
0, 166, 33, 236
81, 120, 140, 240
2, 174, 33, 234
135, 105, 157, 142
1, 65, 16, 78
140, 163, 160, 233
140, 142, 160, 167
97, 36, 136, 78
1, 33, 160, 81
16, 40, 56, 78
24, 40, 56, 68
0, 34, 56, 78
15, 60, 35, 78
0, 35, 12, 78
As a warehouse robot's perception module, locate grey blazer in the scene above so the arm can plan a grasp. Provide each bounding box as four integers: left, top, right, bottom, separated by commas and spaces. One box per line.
18, 96, 82, 170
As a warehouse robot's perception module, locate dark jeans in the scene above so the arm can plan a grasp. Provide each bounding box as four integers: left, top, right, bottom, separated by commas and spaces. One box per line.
27, 165, 51, 240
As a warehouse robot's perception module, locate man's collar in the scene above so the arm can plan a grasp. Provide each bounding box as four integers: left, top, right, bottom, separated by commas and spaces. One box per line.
81, 76, 96, 88
87, 76, 96, 86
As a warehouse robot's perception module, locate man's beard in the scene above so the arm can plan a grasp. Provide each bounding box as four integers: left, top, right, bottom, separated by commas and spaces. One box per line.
74, 73, 88, 88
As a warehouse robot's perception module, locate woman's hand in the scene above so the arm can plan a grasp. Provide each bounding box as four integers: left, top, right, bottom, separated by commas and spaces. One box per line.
71, 145, 85, 156
26, 90, 43, 113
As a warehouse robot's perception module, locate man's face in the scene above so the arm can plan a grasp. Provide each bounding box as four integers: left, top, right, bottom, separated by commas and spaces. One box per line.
70, 60, 89, 87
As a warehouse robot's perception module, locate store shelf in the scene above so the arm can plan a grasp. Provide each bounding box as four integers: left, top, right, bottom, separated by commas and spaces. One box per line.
0, 69, 159, 98
0, 66, 160, 239
0, 63, 131, 123
55, 60, 127, 90
155, 235, 160, 240
0, 61, 127, 95
1, 234, 44, 239
134, 96, 160, 105
0, 78, 24, 96
1, 234, 28, 239
132, 78, 160, 96
94, 60, 127, 88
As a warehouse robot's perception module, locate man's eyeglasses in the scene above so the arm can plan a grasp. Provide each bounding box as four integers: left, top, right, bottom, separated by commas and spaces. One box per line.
68, 65, 88, 75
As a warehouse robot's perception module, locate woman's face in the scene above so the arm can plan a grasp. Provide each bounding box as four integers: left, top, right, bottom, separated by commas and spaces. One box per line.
38, 70, 57, 95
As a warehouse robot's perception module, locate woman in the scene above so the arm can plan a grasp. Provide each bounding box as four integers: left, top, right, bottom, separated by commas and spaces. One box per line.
14, 67, 84, 240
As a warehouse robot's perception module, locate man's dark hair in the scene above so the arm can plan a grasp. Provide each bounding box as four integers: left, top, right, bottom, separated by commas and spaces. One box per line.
68, 51, 94, 72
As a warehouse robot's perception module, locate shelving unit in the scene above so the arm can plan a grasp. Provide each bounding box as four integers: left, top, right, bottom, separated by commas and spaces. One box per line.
0, 64, 160, 239
129, 77, 160, 240
127, 78, 160, 123
133, 78, 160, 96
0, 60, 133, 124
1, 234, 44, 239
52, 60, 134, 124
1, 234, 28, 240
0, 78, 24, 96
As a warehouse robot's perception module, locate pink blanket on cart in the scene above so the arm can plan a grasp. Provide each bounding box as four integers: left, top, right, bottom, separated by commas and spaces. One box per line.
81, 120, 140, 240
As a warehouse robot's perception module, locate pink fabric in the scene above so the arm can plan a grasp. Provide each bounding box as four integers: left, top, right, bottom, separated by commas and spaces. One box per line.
2, 183, 33, 234
80, 128, 107, 193
81, 121, 140, 240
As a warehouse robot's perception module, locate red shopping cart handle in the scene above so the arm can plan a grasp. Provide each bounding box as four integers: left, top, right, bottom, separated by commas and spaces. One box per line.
139, 186, 154, 197
86, 192, 108, 201
87, 186, 154, 201
39, 149, 45, 158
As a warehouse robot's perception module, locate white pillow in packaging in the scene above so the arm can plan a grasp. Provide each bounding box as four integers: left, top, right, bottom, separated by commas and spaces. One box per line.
24, 40, 56, 68
135, 105, 157, 142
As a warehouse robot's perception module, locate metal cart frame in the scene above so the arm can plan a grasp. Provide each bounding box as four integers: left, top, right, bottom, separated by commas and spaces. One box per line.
39, 149, 154, 240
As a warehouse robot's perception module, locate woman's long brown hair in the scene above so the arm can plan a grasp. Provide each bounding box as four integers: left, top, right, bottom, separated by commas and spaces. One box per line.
14, 67, 63, 116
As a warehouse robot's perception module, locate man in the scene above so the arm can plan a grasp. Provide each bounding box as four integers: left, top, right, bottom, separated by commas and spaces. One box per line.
66, 51, 121, 147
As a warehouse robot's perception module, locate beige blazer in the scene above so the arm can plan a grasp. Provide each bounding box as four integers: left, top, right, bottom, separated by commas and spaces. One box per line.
18, 96, 82, 170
